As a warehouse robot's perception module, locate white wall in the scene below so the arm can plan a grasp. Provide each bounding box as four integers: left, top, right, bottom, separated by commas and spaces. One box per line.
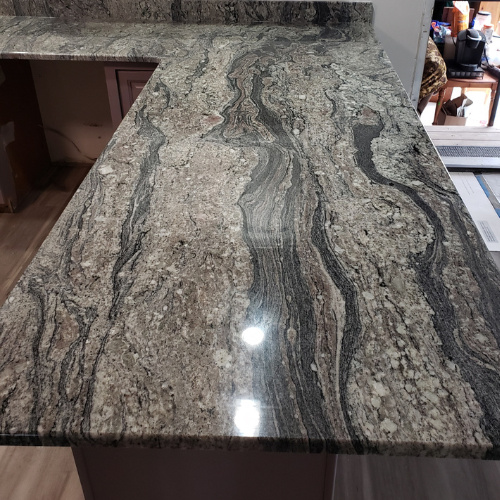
30, 60, 115, 164
345, 0, 431, 103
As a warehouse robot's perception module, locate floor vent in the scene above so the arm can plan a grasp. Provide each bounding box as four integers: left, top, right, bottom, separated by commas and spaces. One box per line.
437, 146, 500, 158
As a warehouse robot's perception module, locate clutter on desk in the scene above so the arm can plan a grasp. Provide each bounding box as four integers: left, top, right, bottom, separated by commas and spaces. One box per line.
431, 21, 450, 45
452, 1, 470, 36
437, 93, 473, 125
473, 11, 491, 31
443, 34, 456, 60
431, 21, 451, 57
483, 23, 494, 43
432, 2, 500, 74
441, 4, 474, 28
446, 28, 486, 79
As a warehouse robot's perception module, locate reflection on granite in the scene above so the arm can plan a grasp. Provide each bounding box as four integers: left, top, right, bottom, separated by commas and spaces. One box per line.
0, 15, 500, 459
0, 0, 373, 24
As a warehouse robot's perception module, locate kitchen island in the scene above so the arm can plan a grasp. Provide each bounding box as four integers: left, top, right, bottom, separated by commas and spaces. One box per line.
0, 2, 500, 498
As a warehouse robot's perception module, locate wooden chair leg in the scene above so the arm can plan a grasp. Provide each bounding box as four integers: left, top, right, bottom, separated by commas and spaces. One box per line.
488, 85, 497, 127
433, 87, 446, 125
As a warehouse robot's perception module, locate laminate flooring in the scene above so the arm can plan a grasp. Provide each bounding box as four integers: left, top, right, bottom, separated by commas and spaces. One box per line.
425, 125, 500, 147
0, 163, 91, 306
334, 454, 500, 500
0, 447, 83, 500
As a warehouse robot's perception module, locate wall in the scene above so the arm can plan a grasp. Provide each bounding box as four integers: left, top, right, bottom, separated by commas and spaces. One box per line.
372, 0, 428, 98
30, 60, 115, 164
345, 0, 430, 101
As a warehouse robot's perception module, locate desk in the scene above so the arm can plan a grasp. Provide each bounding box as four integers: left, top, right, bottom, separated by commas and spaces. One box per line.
433, 70, 498, 126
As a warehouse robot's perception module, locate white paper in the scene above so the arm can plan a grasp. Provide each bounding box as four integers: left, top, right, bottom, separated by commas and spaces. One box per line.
482, 174, 500, 204
450, 172, 500, 251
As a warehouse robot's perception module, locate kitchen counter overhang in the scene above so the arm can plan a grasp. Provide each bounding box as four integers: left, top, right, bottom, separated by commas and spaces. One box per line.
0, 8, 500, 460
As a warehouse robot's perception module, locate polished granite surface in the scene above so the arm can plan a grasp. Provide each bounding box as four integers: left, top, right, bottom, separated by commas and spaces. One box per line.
0, 0, 373, 23
0, 12, 500, 459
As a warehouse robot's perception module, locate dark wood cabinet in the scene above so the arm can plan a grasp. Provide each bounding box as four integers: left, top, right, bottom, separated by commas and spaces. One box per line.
104, 63, 157, 129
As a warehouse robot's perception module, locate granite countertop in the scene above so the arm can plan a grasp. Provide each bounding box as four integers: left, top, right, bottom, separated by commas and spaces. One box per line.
1, 4, 500, 459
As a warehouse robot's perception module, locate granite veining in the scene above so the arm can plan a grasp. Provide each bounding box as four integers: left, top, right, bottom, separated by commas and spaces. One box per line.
0, 13, 500, 459
0, 0, 373, 24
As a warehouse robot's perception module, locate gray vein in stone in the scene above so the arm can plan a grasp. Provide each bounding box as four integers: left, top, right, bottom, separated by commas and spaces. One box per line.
0, 16, 499, 459
1, 0, 373, 25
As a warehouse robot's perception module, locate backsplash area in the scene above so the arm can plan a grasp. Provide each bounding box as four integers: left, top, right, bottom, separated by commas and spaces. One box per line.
0, 0, 372, 24
0, 0, 13, 16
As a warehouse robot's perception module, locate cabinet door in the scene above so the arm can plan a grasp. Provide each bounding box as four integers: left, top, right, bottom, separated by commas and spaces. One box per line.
104, 64, 157, 130
117, 70, 154, 117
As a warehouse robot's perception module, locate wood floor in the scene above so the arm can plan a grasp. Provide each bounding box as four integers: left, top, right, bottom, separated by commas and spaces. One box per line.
0, 163, 91, 306
425, 126, 500, 168
0, 447, 84, 500
425, 125, 500, 147
334, 455, 500, 500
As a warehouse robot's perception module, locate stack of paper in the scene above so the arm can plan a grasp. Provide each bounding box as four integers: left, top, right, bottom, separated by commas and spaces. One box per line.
450, 172, 500, 252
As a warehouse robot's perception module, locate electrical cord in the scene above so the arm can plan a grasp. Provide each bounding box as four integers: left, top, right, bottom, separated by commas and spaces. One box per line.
39, 125, 98, 162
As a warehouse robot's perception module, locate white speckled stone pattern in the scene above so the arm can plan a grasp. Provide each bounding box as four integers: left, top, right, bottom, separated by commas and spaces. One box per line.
1, 0, 373, 24
0, 15, 500, 459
